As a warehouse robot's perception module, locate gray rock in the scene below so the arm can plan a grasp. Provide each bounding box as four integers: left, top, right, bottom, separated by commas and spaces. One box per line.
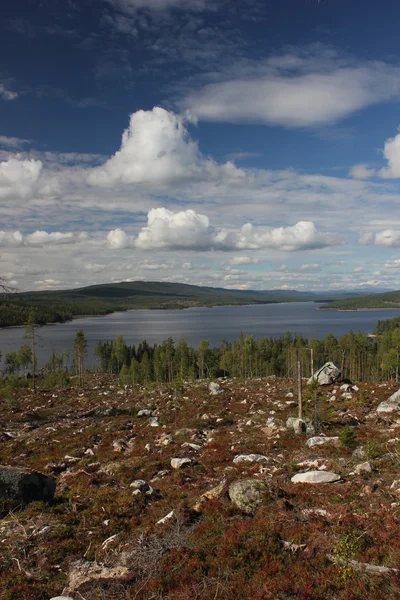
148, 417, 160, 427
0, 465, 56, 503
354, 461, 373, 474
233, 453, 270, 464
352, 446, 366, 459
286, 417, 315, 435
307, 362, 342, 385
376, 389, 400, 414
306, 436, 340, 448
50, 597, 75, 600
209, 382, 223, 395
171, 458, 192, 469
291, 471, 341, 484
228, 479, 269, 514
390, 480, 400, 492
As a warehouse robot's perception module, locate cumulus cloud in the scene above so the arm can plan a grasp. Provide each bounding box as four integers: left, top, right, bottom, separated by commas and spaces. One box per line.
135, 207, 213, 249
181, 54, 400, 128
0, 157, 42, 199
235, 221, 342, 251
349, 163, 376, 179
378, 131, 400, 178
109, 208, 343, 252
107, 228, 133, 249
87, 107, 245, 187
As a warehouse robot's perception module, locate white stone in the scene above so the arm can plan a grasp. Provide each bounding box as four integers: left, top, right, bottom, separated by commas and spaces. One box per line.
291, 471, 341, 484
233, 453, 270, 464
171, 458, 192, 469
354, 462, 373, 474
148, 417, 160, 427
306, 436, 340, 448
390, 480, 400, 492
137, 409, 152, 417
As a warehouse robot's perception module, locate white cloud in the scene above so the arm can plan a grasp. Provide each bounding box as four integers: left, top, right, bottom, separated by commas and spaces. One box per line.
378, 131, 400, 178
235, 221, 343, 251
107, 228, 132, 249
0, 157, 42, 199
299, 263, 320, 272
181, 55, 400, 128
111, 0, 210, 12
87, 107, 245, 187
230, 256, 261, 265
349, 163, 376, 179
375, 229, 400, 247
135, 207, 213, 249
0, 136, 31, 150
0, 83, 18, 101
112, 208, 344, 252
0, 230, 23, 247
25, 231, 88, 246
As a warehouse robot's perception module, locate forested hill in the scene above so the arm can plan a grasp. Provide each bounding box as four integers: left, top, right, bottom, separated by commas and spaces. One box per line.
0, 280, 356, 327
321, 289, 400, 311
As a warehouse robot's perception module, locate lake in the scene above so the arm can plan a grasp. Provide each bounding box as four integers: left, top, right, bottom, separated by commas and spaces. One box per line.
2, 302, 400, 367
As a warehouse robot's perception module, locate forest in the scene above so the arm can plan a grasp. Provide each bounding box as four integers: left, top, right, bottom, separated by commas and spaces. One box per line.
4, 315, 400, 388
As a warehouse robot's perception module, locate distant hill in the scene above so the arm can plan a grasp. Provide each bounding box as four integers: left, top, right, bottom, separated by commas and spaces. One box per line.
320, 289, 400, 310
0, 280, 385, 327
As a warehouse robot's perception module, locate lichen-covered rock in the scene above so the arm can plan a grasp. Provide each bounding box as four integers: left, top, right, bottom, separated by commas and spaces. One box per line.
0, 465, 56, 503
228, 479, 269, 514
307, 362, 342, 385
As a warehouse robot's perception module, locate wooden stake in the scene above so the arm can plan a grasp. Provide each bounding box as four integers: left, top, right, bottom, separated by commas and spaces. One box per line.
298, 360, 303, 419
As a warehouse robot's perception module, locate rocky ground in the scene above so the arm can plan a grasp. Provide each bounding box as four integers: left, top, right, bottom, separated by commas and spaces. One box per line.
0, 375, 400, 599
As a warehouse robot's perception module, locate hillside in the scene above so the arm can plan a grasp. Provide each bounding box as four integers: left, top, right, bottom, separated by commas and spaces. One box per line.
1, 375, 400, 599
321, 289, 400, 311
0, 280, 354, 328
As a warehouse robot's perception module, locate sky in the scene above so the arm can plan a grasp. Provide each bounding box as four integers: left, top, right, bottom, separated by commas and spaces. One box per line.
3, 0, 400, 293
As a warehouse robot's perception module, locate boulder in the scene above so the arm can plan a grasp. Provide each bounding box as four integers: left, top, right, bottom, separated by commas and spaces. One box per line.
209, 382, 223, 395
0, 465, 56, 503
377, 389, 400, 414
307, 362, 342, 385
228, 479, 269, 514
286, 417, 315, 435
291, 471, 341, 484
233, 453, 270, 464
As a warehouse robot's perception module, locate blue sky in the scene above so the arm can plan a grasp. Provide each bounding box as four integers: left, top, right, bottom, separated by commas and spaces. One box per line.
2, 0, 400, 292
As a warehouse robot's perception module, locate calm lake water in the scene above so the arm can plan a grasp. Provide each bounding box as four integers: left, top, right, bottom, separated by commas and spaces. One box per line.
2, 302, 400, 367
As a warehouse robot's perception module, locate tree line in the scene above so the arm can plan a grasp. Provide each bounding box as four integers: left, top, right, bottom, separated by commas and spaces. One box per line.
4, 315, 400, 387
